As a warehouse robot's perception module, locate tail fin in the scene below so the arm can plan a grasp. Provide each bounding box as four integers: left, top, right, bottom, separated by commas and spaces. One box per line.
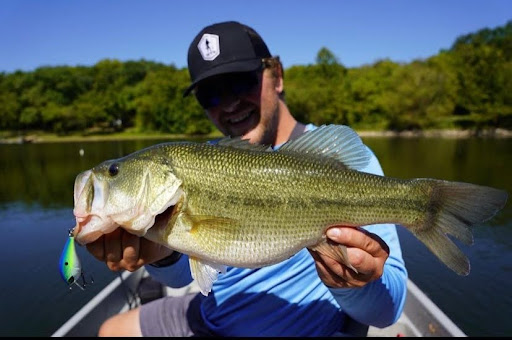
412, 179, 507, 276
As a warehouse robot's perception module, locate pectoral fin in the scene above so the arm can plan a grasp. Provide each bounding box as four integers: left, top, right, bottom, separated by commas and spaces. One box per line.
189, 256, 227, 296
183, 214, 242, 251
310, 240, 359, 274
178, 213, 236, 295
187, 215, 241, 234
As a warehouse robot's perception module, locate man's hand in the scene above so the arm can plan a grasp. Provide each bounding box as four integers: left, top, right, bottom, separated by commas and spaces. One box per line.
309, 226, 390, 288
81, 205, 176, 272
84, 228, 173, 272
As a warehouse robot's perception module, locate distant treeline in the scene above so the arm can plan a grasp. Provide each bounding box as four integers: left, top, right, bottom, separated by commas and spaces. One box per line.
1, 21, 511, 135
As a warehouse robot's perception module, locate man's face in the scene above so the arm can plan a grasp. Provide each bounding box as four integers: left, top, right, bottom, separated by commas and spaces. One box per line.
194, 68, 280, 145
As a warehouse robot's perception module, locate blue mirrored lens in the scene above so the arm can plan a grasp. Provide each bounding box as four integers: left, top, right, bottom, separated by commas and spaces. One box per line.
195, 72, 259, 109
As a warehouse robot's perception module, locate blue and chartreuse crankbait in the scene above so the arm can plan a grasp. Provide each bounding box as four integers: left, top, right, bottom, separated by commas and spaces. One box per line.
59, 228, 92, 290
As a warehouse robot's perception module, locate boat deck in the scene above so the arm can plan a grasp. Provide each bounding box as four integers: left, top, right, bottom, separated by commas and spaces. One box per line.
52, 268, 466, 337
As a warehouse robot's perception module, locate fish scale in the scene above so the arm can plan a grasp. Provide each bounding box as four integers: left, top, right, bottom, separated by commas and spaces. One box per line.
158, 143, 451, 263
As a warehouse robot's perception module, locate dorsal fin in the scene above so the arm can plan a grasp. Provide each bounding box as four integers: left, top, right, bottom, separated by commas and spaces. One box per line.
215, 125, 370, 171
216, 136, 272, 151
278, 125, 371, 170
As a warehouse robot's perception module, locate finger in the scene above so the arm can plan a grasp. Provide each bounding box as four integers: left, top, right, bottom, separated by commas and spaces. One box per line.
326, 227, 390, 258
309, 250, 365, 288
326, 227, 388, 277
86, 235, 106, 262
139, 237, 174, 264
329, 246, 378, 278
104, 228, 123, 270
120, 230, 141, 271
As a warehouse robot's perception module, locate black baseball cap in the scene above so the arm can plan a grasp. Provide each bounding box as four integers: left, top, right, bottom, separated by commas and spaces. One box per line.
183, 21, 271, 96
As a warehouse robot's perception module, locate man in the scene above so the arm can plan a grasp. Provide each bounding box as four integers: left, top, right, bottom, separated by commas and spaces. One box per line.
89, 21, 408, 336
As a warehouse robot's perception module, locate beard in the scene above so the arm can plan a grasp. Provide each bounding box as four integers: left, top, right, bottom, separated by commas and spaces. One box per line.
244, 95, 280, 146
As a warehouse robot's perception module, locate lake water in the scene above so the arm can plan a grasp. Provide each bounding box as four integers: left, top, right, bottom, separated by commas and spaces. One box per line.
0, 136, 510, 336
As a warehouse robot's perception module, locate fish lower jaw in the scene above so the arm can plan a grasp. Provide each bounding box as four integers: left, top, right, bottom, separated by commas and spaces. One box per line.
75, 216, 88, 223
73, 215, 92, 235
74, 215, 117, 245
75, 229, 106, 245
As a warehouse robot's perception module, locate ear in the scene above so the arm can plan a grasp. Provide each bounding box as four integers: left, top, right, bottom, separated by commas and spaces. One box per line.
274, 66, 284, 94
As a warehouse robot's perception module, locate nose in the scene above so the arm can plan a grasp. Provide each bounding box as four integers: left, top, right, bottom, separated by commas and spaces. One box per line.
219, 96, 240, 113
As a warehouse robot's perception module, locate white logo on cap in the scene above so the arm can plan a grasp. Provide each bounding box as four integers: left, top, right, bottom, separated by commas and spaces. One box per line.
198, 34, 220, 61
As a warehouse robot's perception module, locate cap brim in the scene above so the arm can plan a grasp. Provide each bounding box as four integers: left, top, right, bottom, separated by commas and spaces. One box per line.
183, 59, 262, 97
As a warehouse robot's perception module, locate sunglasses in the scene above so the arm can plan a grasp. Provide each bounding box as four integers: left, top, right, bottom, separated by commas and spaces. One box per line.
194, 71, 261, 109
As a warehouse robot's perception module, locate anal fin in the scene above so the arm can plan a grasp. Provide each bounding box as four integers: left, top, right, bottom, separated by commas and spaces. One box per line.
189, 256, 227, 296
310, 239, 359, 274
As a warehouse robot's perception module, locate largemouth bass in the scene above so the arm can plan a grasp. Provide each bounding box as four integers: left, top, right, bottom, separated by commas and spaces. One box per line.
72, 125, 508, 295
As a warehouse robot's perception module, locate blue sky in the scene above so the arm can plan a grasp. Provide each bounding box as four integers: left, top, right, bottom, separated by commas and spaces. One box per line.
1, 0, 511, 73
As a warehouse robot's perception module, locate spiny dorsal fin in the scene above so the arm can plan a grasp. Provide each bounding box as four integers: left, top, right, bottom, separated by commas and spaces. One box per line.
216, 125, 370, 171
279, 125, 371, 171
216, 136, 272, 151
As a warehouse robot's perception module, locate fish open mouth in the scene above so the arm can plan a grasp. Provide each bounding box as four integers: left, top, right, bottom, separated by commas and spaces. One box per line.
73, 215, 91, 238
73, 214, 117, 245
74, 205, 176, 244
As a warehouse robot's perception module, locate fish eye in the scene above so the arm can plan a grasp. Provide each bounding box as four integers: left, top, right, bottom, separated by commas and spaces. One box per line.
108, 163, 119, 176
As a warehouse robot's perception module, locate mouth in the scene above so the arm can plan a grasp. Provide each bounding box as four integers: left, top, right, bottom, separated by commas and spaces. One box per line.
227, 110, 254, 124
223, 108, 259, 137
72, 214, 91, 237
73, 213, 117, 244
74, 206, 176, 244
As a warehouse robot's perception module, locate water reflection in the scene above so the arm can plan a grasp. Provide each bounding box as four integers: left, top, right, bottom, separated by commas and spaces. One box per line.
0, 138, 211, 208
363, 137, 511, 193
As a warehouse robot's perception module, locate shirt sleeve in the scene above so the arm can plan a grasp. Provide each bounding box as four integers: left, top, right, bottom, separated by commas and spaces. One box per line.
144, 253, 193, 288
329, 147, 408, 328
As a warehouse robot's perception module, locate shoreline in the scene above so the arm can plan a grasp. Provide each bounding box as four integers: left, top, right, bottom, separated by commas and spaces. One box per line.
1, 128, 511, 144
357, 128, 512, 138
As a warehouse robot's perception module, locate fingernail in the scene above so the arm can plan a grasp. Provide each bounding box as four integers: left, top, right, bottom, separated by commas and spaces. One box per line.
327, 228, 341, 239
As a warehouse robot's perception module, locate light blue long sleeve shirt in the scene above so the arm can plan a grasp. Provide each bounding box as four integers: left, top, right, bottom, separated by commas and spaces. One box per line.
145, 124, 408, 336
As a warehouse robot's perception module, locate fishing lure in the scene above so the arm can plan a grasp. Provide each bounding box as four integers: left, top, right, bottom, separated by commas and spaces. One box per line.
59, 228, 92, 290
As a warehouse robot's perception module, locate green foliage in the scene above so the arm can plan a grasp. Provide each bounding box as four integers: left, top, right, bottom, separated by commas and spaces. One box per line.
0, 59, 215, 135
0, 21, 510, 135
286, 21, 512, 132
